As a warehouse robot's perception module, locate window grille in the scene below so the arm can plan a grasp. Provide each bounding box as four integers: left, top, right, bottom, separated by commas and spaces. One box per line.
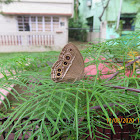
17, 16, 60, 32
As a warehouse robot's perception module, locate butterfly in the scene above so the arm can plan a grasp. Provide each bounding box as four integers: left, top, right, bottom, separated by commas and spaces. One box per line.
51, 43, 84, 82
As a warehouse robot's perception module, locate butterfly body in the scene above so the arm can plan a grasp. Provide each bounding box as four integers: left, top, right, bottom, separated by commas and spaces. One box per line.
51, 43, 84, 82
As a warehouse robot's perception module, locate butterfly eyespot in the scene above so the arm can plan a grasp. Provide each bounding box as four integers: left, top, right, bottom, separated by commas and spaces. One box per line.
66, 56, 70, 60
57, 68, 61, 72
57, 73, 61, 76
63, 62, 68, 65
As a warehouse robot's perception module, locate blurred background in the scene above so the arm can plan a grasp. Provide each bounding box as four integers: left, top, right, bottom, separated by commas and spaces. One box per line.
0, 0, 139, 51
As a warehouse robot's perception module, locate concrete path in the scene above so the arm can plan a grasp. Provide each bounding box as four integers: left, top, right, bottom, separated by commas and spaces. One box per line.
0, 71, 15, 105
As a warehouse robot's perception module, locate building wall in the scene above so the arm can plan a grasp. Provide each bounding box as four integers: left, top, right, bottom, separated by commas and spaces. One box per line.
0, 0, 73, 51
79, 0, 105, 29
106, 0, 139, 38
0, 15, 68, 34
1, 0, 73, 15
55, 16, 68, 48
79, 0, 139, 41
87, 32, 100, 43
0, 16, 69, 51
0, 15, 17, 32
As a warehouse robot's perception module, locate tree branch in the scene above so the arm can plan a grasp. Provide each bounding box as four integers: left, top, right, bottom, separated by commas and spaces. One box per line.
99, 0, 111, 22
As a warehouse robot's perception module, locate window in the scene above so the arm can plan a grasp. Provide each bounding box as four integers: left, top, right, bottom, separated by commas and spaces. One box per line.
38, 17, 43, 31
53, 17, 59, 31
45, 17, 51, 31
120, 14, 135, 31
17, 16, 30, 31
87, 0, 92, 7
87, 16, 93, 32
31, 16, 36, 31
17, 16, 60, 32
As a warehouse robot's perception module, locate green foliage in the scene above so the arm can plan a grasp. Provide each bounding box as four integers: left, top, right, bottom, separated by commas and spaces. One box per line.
69, 18, 88, 42
131, 0, 140, 4
0, 0, 14, 4
115, 20, 123, 35
0, 32, 140, 139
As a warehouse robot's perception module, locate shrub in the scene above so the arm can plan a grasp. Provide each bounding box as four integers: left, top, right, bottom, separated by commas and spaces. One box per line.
69, 18, 88, 42
0, 32, 140, 139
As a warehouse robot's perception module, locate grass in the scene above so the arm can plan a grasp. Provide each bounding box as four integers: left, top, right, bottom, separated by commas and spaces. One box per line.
0, 32, 140, 139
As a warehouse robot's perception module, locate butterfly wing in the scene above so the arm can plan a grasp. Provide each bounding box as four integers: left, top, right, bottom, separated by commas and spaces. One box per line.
51, 43, 84, 82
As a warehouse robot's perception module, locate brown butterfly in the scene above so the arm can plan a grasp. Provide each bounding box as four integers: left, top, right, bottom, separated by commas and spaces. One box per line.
51, 43, 85, 82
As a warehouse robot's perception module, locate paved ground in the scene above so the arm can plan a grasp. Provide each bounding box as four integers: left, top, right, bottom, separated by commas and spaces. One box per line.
0, 71, 15, 105
70, 41, 90, 50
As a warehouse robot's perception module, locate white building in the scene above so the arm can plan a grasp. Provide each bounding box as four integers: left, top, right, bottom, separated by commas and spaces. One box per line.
0, 0, 74, 52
